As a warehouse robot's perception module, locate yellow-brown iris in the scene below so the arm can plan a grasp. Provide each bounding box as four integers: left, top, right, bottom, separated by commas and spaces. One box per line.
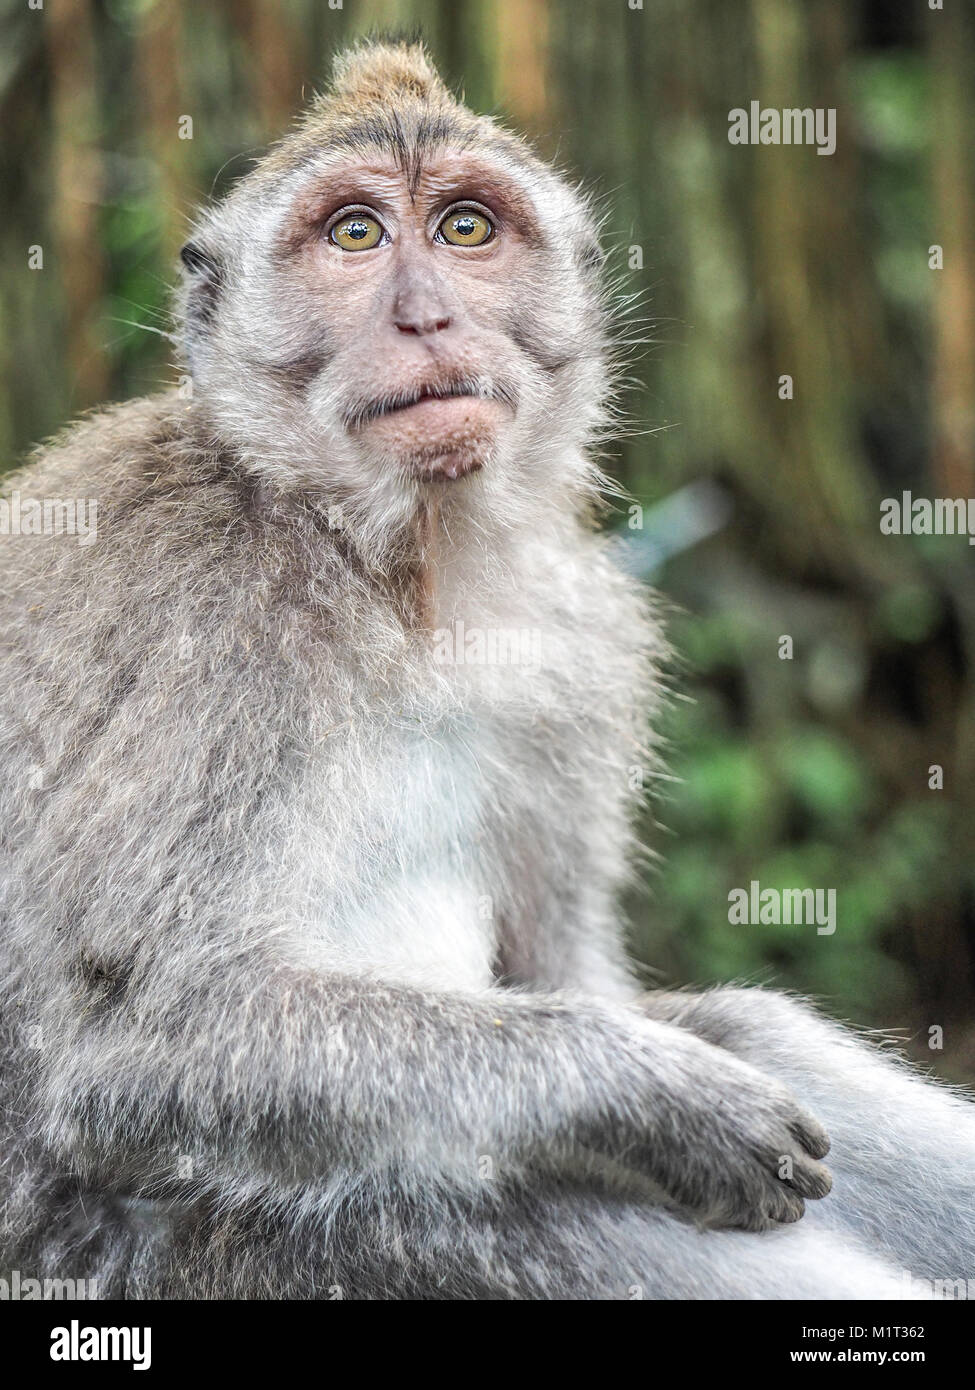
438, 209, 493, 247
331, 214, 383, 251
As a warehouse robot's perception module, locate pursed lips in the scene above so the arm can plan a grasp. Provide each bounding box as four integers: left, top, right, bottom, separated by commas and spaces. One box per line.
378, 384, 481, 418
343, 375, 517, 432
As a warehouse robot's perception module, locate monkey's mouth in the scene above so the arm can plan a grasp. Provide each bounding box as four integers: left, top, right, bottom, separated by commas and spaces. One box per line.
342, 374, 517, 432
342, 374, 516, 482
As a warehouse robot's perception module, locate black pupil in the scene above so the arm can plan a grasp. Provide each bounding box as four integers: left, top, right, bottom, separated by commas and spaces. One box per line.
454, 216, 477, 237
346, 220, 370, 240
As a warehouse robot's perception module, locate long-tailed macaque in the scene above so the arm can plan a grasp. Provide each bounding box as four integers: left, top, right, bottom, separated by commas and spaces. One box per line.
1, 39, 973, 1300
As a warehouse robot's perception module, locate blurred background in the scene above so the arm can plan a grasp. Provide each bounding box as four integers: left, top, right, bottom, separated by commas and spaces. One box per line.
1, 0, 973, 1073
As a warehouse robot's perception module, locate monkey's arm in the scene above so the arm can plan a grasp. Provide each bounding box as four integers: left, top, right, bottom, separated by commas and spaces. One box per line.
641, 986, 975, 1277
35, 964, 830, 1230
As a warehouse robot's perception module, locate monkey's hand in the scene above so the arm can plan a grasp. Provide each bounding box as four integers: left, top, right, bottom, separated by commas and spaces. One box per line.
578, 1014, 832, 1232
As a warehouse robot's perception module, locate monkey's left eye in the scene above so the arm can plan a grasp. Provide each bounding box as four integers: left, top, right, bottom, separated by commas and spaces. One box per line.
330, 214, 384, 251
437, 208, 494, 247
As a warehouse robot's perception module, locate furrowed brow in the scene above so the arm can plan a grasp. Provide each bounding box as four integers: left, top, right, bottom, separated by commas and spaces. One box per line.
414, 159, 543, 237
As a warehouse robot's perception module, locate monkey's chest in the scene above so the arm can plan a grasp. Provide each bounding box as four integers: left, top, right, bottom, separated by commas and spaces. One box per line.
288, 712, 507, 992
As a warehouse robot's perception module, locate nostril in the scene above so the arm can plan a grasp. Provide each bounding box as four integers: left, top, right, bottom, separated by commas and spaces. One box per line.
394, 315, 452, 336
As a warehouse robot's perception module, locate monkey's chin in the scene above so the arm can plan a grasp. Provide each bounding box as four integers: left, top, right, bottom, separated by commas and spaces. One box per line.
361, 396, 506, 483
409, 452, 484, 483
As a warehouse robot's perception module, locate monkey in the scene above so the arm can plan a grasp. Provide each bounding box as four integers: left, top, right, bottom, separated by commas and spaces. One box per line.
1, 37, 973, 1301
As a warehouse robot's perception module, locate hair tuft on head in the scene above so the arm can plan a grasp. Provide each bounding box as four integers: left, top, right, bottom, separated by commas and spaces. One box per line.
328, 37, 449, 108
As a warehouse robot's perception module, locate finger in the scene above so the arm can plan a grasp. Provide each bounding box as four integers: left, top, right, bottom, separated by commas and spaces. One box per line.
786, 1158, 833, 1200
768, 1189, 806, 1224
789, 1112, 831, 1160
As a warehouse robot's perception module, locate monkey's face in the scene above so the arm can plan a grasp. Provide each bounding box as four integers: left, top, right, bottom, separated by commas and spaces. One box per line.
277, 154, 541, 486
180, 82, 609, 543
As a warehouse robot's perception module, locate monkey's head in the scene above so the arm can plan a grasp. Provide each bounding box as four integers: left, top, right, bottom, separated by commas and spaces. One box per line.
178, 38, 611, 548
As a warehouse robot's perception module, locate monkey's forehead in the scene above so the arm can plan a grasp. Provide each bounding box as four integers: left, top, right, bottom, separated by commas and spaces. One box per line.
239, 97, 563, 209
263, 96, 508, 174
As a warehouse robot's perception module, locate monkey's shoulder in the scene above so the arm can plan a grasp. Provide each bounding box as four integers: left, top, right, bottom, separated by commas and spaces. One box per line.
10, 392, 194, 501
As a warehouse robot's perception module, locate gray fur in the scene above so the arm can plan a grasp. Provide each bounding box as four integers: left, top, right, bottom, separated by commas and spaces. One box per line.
1, 39, 972, 1300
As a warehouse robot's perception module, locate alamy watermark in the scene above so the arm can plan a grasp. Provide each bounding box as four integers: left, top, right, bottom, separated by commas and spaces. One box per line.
880, 493, 975, 545
728, 881, 836, 936
899, 1270, 974, 1299
728, 102, 836, 156
0, 1268, 98, 1299
0, 491, 98, 545
50, 1319, 151, 1370
432, 619, 542, 670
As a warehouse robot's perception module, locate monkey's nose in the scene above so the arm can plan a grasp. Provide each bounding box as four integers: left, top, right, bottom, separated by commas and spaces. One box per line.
394, 313, 452, 336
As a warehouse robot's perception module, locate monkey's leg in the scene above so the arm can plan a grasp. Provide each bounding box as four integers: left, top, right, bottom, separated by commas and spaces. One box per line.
642, 987, 975, 1281
153, 1175, 915, 1300
462, 1188, 919, 1300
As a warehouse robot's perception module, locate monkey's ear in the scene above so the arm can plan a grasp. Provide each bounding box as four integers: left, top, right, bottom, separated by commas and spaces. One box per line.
179, 240, 222, 330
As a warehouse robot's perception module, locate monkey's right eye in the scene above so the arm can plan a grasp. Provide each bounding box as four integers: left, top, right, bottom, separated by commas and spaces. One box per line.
330, 214, 384, 252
